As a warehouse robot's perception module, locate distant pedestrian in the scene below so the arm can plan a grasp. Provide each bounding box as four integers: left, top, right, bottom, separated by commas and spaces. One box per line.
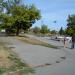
71, 34, 75, 49
63, 36, 67, 48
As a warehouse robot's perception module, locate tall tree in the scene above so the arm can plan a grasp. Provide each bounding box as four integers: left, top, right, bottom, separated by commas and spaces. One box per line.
40, 24, 50, 34
51, 30, 57, 35
10, 5, 41, 35
33, 26, 40, 34
5, 0, 21, 14
0, 0, 7, 12
66, 15, 75, 36
0, 1, 41, 36
59, 27, 64, 35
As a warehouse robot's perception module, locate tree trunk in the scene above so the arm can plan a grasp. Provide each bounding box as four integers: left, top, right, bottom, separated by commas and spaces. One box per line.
16, 27, 20, 36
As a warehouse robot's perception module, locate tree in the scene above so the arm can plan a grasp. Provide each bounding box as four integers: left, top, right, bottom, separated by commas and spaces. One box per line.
40, 24, 50, 34
10, 5, 41, 35
4, 0, 21, 14
66, 15, 75, 36
0, 0, 21, 34
51, 30, 57, 35
0, 13, 16, 34
0, 0, 41, 36
33, 26, 40, 34
0, 0, 7, 12
59, 27, 64, 35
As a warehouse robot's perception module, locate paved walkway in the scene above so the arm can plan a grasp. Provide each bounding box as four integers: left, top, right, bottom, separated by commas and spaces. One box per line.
0, 36, 65, 67
0, 35, 75, 75
25, 34, 75, 75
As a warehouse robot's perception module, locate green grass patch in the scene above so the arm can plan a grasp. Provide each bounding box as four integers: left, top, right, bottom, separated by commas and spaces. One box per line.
0, 68, 6, 75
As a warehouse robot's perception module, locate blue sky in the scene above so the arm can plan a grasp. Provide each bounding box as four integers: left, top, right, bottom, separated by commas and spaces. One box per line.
22, 0, 75, 31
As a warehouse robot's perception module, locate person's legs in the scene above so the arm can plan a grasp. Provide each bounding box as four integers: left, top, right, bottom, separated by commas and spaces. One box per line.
74, 42, 75, 48
63, 40, 66, 47
71, 42, 74, 49
64, 41, 67, 48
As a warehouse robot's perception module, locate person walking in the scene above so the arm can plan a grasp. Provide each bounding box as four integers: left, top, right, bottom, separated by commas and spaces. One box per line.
63, 36, 67, 48
71, 34, 75, 49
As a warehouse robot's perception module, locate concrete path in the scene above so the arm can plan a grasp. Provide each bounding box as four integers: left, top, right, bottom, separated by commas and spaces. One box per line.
0, 36, 65, 67
0, 35, 75, 75
24, 34, 75, 75
31, 49, 75, 75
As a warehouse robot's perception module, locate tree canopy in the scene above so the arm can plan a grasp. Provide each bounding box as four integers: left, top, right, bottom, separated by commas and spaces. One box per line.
33, 26, 40, 34
40, 24, 50, 34
59, 27, 64, 35
66, 15, 75, 36
0, 0, 41, 35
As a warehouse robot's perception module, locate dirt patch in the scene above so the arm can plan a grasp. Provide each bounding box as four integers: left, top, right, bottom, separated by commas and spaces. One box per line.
0, 42, 34, 75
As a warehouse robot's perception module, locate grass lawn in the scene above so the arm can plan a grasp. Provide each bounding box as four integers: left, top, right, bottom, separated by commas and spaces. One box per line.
17, 35, 57, 49
0, 42, 34, 75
